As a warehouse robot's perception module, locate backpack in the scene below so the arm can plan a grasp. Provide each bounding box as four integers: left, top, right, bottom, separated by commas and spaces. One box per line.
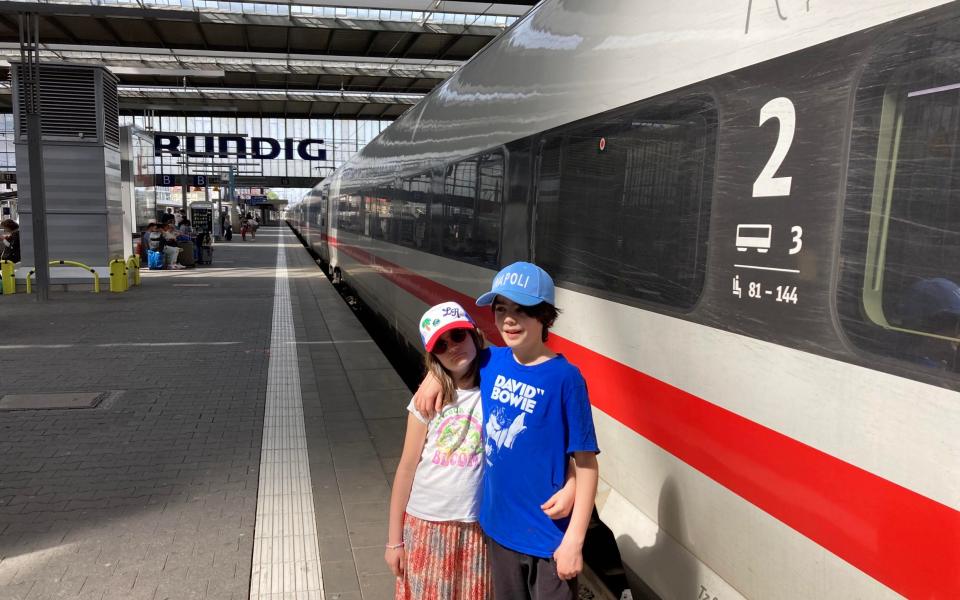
147, 249, 164, 270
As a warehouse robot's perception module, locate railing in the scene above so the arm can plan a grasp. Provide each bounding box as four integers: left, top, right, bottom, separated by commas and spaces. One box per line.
26, 260, 100, 294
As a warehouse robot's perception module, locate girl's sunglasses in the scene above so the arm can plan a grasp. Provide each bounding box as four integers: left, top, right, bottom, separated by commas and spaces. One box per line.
433, 329, 469, 354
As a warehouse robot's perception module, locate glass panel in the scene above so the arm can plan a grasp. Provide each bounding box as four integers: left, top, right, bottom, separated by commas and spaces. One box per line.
440, 158, 481, 264
338, 194, 363, 234
535, 96, 715, 309
399, 172, 431, 249
839, 16, 960, 376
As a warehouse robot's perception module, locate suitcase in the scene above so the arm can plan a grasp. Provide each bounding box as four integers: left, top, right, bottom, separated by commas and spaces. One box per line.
147, 249, 163, 270
199, 247, 213, 265
178, 241, 196, 267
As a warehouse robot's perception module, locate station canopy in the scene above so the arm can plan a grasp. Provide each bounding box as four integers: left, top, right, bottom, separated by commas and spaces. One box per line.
0, 0, 535, 118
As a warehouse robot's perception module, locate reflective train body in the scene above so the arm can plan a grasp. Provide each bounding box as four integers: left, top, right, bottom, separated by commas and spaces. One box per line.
288, 1, 960, 597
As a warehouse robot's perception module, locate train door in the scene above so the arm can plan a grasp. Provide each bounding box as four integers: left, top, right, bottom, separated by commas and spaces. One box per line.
318, 184, 330, 263
326, 176, 341, 276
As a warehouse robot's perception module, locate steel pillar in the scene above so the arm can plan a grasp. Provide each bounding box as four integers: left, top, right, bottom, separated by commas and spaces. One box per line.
19, 13, 49, 301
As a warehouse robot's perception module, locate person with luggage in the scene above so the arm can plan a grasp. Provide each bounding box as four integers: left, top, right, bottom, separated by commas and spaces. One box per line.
140, 221, 156, 263
240, 213, 251, 242
161, 222, 184, 269
145, 223, 165, 270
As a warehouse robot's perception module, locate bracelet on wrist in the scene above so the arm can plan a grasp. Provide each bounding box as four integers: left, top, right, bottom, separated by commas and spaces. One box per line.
386, 541, 404, 549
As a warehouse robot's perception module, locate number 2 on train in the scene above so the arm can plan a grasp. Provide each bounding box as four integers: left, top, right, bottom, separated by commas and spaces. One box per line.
752, 97, 795, 198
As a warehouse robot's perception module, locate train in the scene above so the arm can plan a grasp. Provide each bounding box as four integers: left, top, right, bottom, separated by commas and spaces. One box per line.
288, 1, 960, 598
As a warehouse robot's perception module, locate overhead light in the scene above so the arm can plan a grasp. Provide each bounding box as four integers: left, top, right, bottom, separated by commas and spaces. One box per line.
126, 104, 239, 113
109, 67, 226, 78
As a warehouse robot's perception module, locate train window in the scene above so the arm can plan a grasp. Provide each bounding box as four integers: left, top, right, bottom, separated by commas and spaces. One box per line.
319, 187, 328, 229
337, 193, 363, 234
399, 172, 431, 249
839, 18, 960, 375
478, 154, 504, 264
365, 188, 395, 241
534, 96, 715, 309
437, 152, 502, 268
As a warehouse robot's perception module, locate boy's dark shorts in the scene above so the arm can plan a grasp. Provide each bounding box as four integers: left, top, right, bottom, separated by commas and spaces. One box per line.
486, 535, 577, 600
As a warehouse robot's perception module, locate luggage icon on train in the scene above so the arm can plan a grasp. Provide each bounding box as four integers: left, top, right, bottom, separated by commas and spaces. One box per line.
736, 224, 772, 253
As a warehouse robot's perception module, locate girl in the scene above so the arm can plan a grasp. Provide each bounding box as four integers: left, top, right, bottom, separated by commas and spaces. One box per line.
386, 301, 491, 599
386, 301, 577, 599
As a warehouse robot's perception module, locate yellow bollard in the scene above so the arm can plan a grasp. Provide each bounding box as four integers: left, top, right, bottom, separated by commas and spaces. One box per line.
109, 258, 127, 293
1, 259, 14, 295
127, 255, 140, 287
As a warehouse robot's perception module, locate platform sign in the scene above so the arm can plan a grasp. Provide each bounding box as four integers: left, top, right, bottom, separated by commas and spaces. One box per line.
248, 195, 269, 205
155, 174, 220, 187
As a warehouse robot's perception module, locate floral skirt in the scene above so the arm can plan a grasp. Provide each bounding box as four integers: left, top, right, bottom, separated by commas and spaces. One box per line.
396, 513, 492, 600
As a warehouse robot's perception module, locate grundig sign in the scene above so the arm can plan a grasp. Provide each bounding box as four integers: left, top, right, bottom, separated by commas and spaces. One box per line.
154, 134, 326, 161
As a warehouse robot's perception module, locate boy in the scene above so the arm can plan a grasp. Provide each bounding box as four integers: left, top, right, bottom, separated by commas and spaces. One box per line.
416, 262, 599, 599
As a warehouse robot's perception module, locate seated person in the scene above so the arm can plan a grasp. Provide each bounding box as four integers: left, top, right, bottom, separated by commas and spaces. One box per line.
0, 219, 20, 264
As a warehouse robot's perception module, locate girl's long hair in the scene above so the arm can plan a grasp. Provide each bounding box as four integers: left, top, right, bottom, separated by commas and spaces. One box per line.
424, 328, 484, 407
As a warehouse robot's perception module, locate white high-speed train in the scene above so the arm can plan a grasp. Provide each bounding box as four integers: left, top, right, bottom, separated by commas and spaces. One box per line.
289, 1, 960, 597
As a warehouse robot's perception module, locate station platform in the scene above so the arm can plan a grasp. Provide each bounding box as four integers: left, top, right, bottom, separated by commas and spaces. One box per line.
0, 226, 409, 600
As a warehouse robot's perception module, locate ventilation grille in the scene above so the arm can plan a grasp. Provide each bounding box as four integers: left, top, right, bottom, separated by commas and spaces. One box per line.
15, 64, 99, 142
102, 73, 119, 149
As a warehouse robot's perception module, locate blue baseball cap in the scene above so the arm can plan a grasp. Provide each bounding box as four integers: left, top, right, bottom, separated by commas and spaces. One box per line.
476, 262, 555, 307
899, 278, 960, 328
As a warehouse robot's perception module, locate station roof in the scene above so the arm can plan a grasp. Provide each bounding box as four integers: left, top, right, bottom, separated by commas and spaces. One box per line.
0, 0, 534, 118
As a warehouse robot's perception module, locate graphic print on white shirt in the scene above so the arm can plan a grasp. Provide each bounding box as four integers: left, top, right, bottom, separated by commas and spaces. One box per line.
433, 411, 483, 468
405, 388, 485, 522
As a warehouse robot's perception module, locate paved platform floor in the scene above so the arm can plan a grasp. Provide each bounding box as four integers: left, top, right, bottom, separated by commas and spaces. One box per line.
0, 227, 408, 600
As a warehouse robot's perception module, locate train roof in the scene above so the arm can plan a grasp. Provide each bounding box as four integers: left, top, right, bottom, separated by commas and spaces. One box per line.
331, 0, 951, 190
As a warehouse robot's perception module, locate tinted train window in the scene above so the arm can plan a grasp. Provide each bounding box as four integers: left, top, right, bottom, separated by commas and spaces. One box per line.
438, 153, 502, 268
365, 188, 395, 241
840, 18, 960, 375
535, 96, 715, 309
319, 188, 328, 229
338, 194, 363, 234
399, 172, 431, 249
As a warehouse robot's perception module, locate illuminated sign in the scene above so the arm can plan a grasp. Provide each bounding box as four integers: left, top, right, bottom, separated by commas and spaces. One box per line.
154, 134, 326, 161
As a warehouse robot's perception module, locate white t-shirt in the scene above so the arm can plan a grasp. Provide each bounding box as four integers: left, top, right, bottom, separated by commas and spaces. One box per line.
405, 387, 484, 522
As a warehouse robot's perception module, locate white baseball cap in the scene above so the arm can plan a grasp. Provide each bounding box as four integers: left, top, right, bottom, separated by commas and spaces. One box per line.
419, 301, 476, 352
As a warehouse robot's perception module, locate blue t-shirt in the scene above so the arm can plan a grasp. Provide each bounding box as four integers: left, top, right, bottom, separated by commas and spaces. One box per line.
478, 346, 600, 558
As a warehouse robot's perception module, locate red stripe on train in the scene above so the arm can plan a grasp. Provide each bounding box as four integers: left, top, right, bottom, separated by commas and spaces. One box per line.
325, 234, 960, 598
